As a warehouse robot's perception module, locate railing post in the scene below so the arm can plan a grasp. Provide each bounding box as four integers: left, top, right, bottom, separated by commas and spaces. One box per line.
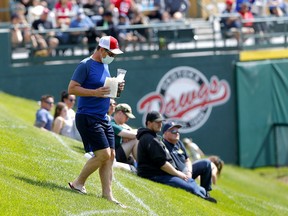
0, 27, 11, 72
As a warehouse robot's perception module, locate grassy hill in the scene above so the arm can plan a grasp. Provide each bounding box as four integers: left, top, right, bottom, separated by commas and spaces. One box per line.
0, 91, 287, 216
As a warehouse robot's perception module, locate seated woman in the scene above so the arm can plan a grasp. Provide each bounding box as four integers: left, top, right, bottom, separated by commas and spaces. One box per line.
52, 102, 81, 141
208, 155, 224, 185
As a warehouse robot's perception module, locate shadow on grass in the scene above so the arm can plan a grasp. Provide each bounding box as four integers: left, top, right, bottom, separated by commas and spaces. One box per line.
14, 175, 95, 197
71, 145, 85, 154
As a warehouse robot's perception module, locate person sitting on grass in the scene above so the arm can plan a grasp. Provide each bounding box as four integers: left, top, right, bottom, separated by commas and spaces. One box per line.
111, 103, 138, 166
34, 94, 54, 131
162, 121, 214, 196
136, 111, 217, 203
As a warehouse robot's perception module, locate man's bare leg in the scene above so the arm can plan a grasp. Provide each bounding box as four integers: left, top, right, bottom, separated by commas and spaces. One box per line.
99, 148, 114, 200
121, 139, 138, 160
71, 148, 111, 189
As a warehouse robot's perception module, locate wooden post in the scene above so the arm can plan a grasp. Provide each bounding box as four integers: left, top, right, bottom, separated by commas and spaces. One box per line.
0, 0, 10, 22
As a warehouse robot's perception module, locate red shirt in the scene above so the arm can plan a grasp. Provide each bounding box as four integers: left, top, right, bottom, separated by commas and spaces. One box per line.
239, 11, 254, 27
113, 0, 132, 15
54, 1, 73, 19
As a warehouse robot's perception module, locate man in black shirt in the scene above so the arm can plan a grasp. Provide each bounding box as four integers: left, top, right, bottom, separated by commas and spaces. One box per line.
136, 111, 216, 203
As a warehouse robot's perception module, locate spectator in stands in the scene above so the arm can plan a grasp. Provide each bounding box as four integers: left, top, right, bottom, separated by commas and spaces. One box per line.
117, 13, 139, 49
164, 0, 190, 19
111, 0, 136, 17
27, 0, 45, 24
162, 122, 214, 195
34, 94, 54, 131
238, 2, 255, 37
83, 0, 104, 24
208, 155, 224, 185
69, 8, 95, 48
111, 103, 138, 165
130, 8, 148, 42
268, 0, 287, 16
32, 8, 59, 56
220, 0, 242, 42
11, 3, 32, 48
136, 111, 217, 203
96, 10, 118, 39
54, 0, 74, 28
11, 14, 26, 48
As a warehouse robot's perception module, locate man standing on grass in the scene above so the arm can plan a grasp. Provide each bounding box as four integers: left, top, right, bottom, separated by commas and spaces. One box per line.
67, 35, 126, 208
136, 111, 217, 203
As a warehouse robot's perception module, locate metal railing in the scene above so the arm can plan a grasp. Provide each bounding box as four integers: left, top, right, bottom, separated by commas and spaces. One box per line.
9, 15, 288, 63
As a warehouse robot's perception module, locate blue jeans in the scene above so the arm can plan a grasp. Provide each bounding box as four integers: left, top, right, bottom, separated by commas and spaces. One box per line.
150, 175, 206, 198
192, 159, 212, 191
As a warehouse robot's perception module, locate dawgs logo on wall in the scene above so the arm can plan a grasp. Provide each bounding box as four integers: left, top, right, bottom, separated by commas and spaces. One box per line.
137, 66, 231, 133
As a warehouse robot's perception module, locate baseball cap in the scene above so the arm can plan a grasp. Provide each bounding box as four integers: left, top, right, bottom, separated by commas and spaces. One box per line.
43, 8, 50, 14
145, 111, 164, 124
225, 0, 233, 5
115, 103, 135, 118
162, 122, 182, 134
99, 36, 123, 55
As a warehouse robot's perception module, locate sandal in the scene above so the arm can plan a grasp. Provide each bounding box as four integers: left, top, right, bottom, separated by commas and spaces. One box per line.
112, 200, 127, 209
68, 182, 87, 194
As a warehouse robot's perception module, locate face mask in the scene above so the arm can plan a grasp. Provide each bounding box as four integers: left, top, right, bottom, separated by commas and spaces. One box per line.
101, 55, 114, 64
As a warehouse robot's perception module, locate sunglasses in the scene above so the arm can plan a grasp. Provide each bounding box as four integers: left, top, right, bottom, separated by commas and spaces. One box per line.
168, 129, 179, 134
69, 99, 76, 102
45, 101, 54, 105
105, 49, 116, 57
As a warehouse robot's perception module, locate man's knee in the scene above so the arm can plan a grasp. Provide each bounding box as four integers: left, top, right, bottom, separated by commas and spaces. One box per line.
94, 149, 111, 162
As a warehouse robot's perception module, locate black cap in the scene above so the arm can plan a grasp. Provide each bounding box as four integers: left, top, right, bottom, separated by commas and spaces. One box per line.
145, 111, 164, 125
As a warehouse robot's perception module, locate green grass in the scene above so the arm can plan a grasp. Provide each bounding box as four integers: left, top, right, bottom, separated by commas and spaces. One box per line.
0, 91, 287, 216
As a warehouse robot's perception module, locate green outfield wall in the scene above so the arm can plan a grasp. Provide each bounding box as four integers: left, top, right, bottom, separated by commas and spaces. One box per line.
236, 60, 288, 168
1, 29, 288, 168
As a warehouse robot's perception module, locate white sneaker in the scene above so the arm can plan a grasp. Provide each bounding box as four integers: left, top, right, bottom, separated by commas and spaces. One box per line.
84, 152, 94, 159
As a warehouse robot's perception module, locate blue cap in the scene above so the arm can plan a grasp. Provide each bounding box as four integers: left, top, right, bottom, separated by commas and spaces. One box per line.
162, 122, 182, 134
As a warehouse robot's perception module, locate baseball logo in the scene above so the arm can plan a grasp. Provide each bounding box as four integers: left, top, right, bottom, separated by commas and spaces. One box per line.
137, 66, 231, 133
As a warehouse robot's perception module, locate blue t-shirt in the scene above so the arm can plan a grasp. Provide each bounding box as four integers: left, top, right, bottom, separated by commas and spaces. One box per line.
71, 57, 110, 119
34, 108, 53, 131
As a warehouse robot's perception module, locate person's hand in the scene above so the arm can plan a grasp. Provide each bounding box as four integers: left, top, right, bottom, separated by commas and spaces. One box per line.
95, 86, 110, 97
177, 171, 189, 181
118, 81, 125, 92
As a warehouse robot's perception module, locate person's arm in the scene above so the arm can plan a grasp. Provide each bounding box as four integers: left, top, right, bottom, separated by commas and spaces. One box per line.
118, 128, 137, 139
68, 80, 110, 97
52, 117, 64, 134
184, 158, 192, 178
211, 162, 218, 184
161, 162, 189, 181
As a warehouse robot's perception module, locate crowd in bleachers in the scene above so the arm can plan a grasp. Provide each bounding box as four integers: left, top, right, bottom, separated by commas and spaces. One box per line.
10, 0, 191, 55
220, 0, 288, 43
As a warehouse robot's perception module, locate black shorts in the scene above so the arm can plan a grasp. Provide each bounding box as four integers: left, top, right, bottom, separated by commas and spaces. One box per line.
115, 146, 127, 163
76, 114, 115, 152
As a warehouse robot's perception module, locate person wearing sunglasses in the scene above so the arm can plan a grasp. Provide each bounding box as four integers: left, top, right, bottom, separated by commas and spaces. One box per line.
59, 91, 82, 141
162, 122, 216, 202
136, 111, 216, 203
68, 36, 126, 208
34, 94, 54, 131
